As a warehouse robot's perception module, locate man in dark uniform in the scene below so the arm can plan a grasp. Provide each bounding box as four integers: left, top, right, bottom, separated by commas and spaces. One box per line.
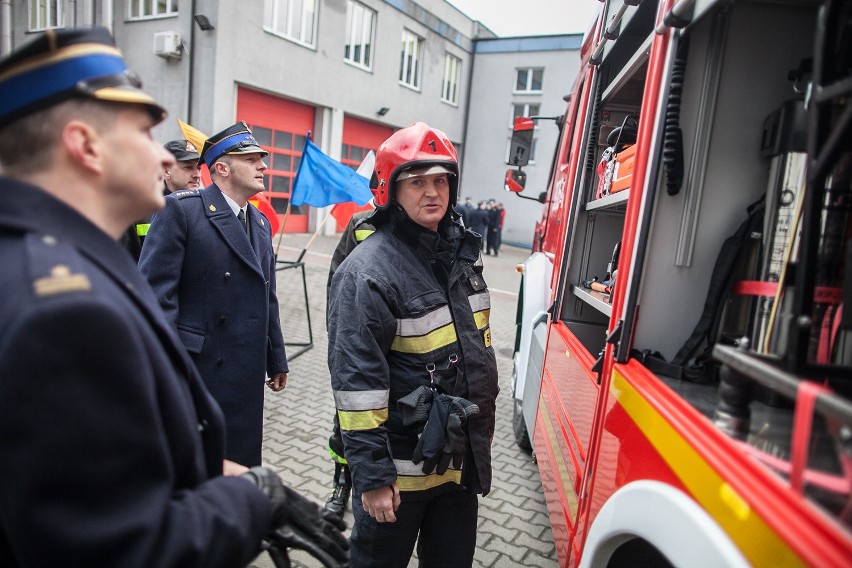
163, 139, 203, 193
129, 139, 202, 257
328, 123, 499, 566
469, 200, 490, 249
0, 27, 347, 567
139, 121, 289, 468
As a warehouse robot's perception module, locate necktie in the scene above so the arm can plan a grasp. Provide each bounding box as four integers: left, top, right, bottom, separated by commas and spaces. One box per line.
238, 209, 248, 234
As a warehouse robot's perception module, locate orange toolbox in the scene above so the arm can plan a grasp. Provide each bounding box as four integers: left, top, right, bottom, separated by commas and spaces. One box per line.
610, 143, 637, 193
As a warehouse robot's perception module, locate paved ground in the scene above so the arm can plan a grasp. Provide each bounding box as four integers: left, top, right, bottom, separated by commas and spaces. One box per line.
249, 231, 558, 568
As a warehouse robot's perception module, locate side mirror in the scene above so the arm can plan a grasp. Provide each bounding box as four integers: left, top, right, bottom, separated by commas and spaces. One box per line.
504, 169, 527, 193
508, 116, 534, 167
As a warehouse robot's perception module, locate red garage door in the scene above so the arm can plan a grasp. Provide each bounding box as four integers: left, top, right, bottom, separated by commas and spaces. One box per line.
237, 87, 314, 233
337, 116, 393, 231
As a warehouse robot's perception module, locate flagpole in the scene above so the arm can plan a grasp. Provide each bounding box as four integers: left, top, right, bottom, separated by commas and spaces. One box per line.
301, 206, 336, 254
274, 201, 292, 257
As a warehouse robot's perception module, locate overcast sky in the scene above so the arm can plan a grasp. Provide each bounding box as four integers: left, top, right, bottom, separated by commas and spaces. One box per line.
445, 0, 601, 37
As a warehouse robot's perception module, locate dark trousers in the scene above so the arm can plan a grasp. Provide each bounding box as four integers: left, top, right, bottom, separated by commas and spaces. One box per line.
349, 485, 478, 568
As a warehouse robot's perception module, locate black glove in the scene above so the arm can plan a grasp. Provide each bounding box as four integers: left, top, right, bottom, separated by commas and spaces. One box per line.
242, 466, 288, 528
412, 394, 479, 475
243, 467, 350, 568
397, 385, 434, 427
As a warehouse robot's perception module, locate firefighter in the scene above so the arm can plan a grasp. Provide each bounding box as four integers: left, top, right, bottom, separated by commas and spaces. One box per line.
328, 122, 499, 566
324, 209, 377, 517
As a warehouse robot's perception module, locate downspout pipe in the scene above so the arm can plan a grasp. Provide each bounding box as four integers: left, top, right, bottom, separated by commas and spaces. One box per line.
188, 0, 196, 123
1, 0, 13, 57
460, 36, 476, 189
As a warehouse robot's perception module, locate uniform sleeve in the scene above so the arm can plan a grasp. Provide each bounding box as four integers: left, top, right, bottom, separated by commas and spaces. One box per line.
327, 268, 398, 493
0, 297, 270, 567
138, 196, 187, 329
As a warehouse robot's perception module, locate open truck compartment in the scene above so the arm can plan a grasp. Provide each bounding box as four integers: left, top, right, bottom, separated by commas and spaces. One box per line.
507, 0, 852, 564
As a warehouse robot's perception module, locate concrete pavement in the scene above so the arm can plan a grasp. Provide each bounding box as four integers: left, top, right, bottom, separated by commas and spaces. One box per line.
250, 231, 557, 568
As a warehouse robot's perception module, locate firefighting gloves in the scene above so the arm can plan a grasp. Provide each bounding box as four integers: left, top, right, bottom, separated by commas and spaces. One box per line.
397, 385, 435, 426
411, 394, 479, 475
243, 466, 349, 568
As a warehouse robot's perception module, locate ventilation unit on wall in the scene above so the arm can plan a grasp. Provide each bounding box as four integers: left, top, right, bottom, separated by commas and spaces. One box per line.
153, 31, 182, 59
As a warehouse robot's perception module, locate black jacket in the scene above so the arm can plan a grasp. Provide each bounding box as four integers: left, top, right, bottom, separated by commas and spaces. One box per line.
0, 178, 269, 566
328, 212, 499, 498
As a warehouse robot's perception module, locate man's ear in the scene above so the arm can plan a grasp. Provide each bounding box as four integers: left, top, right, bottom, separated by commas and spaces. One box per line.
62, 120, 103, 175
213, 161, 229, 178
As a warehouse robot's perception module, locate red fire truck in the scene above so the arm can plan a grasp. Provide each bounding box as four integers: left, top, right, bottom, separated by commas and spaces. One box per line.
506, 0, 851, 566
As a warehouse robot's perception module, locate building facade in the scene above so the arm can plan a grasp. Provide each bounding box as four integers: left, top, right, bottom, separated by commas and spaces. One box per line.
1, 0, 582, 244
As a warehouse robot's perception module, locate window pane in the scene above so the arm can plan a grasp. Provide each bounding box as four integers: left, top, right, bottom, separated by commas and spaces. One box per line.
288, 0, 302, 38
294, 134, 307, 152
275, 0, 288, 34
253, 126, 272, 146
302, 0, 315, 43
270, 196, 289, 214
350, 146, 364, 162
361, 9, 373, 66
271, 176, 291, 194
274, 131, 292, 150
516, 69, 528, 91
532, 69, 543, 90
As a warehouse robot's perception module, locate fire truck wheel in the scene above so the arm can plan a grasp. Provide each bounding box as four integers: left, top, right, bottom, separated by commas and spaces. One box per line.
513, 398, 532, 453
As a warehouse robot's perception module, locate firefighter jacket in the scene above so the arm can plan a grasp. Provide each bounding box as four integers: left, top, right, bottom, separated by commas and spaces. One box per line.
328, 211, 499, 498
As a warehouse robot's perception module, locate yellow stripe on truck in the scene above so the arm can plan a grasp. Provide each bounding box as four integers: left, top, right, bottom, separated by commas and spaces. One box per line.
610, 370, 805, 567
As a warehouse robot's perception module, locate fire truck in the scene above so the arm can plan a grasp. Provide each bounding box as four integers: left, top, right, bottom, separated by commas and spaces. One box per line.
506, 0, 851, 566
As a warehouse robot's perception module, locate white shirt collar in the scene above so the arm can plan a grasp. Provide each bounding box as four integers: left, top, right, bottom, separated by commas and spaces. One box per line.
219, 190, 246, 219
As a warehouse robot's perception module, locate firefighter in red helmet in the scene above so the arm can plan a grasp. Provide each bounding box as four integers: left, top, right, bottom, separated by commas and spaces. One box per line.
327, 122, 499, 566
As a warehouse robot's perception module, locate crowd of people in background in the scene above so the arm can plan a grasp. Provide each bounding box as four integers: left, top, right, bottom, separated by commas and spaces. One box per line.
455, 197, 505, 256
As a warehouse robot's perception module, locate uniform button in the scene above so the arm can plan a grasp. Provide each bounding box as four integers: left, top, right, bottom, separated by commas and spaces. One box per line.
218, 316, 226, 323
42, 235, 58, 246
216, 358, 223, 366
224, 272, 231, 279
197, 419, 209, 432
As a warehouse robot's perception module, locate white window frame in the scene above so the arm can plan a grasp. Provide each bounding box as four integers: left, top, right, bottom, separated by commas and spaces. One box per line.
263, 0, 318, 49
514, 67, 544, 94
440, 52, 462, 106
127, 0, 178, 20
344, 0, 375, 71
399, 29, 423, 91
28, 0, 65, 31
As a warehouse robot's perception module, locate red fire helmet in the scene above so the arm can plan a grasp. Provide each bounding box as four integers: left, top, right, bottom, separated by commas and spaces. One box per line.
370, 122, 459, 209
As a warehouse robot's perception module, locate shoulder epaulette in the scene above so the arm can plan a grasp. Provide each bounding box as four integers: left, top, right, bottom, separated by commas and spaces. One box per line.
25, 233, 92, 298
173, 190, 201, 199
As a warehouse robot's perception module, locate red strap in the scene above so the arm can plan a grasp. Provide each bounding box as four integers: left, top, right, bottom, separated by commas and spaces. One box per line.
830, 303, 843, 357
790, 381, 832, 492
732, 281, 843, 304
817, 305, 836, 365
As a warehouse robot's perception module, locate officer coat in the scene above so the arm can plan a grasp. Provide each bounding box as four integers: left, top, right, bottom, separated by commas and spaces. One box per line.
139, 184, 287, 467
0, 178, 270, 566
329, 214, 499, 498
